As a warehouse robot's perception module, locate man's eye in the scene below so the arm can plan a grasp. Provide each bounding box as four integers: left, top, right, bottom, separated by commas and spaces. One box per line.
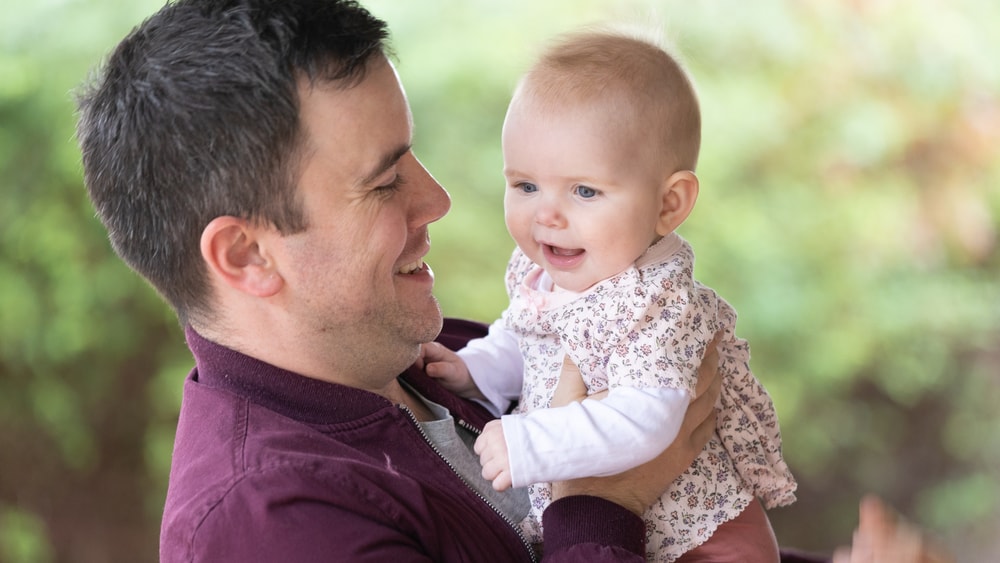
377, 175, 405, 192
575, 185, 597, 198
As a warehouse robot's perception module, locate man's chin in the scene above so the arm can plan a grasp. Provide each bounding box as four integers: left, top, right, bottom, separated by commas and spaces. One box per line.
407, 300, 444, 344
423, 306, 445, 342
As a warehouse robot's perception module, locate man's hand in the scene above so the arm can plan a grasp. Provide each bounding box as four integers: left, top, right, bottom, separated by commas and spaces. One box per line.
550, 334, 723, 515
474, 420, 513, 491
551, 355, 591, 406
832, 496, 954, 563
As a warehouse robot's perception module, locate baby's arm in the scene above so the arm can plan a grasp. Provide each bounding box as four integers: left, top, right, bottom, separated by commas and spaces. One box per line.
418, 341, 483, 400
486, 386, 690, 489
456, 320, 524, 416
420, 319, 524, 416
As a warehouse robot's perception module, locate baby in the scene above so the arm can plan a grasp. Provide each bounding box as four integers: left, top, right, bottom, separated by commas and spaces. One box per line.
420, 27, 797, 562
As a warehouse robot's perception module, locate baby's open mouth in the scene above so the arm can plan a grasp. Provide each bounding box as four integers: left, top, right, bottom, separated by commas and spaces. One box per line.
548, 245, 583, 257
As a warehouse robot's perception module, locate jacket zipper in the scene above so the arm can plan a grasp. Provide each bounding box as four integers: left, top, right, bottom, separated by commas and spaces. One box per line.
400, 405, 538, 563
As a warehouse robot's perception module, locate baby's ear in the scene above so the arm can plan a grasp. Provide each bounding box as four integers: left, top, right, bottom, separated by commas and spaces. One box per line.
655, 170, 699, 237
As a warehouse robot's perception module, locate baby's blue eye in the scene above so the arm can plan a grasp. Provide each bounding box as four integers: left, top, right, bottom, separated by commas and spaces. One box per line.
519, 183, 538, 193
575, 185, 597, 198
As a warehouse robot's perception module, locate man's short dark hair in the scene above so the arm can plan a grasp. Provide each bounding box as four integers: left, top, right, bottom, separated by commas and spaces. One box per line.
76, 0, 389, 325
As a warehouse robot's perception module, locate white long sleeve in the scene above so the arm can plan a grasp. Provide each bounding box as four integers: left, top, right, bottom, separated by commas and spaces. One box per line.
501, 386, 690, 488
456, 319, 524, 417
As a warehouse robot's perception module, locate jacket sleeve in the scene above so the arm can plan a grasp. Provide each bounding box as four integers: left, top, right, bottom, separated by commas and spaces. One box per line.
541, 496, 647, 562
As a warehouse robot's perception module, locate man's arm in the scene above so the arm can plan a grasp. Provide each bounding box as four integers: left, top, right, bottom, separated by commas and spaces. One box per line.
548, 341, 721, 515
537, 344, 721, 561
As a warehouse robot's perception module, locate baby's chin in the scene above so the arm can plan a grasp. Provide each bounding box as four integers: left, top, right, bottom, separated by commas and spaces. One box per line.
548, 271, 602, 293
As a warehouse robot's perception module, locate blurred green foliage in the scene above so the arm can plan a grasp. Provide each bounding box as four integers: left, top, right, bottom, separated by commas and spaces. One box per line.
1, 0, 997, 561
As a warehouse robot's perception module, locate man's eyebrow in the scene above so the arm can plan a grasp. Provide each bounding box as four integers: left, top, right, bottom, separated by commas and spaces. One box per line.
360, 143, 412, 186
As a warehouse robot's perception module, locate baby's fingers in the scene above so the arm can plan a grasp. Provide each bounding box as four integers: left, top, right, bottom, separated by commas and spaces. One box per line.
474, 421, 502, 455
490, 471, 512, 492
480, 454, 501, 481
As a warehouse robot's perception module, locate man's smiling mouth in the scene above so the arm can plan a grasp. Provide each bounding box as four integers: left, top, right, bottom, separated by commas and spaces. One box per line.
397, 260, 424, 274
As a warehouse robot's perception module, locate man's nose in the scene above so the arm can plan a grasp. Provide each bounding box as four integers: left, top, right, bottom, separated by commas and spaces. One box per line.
409, 156, 451, 226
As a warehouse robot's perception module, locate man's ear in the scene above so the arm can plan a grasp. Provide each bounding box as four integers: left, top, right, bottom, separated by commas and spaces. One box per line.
200, 216, 284, 298
655, 170, 699, 237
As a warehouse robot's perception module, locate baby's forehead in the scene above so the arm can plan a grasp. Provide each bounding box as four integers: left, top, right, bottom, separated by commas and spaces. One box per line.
505, 100, 678, 182
518, 66, 650, 104
511, 83, 669, 141
515, 66, 687, 131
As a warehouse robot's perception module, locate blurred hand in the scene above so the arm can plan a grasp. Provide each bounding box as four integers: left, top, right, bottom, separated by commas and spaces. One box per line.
832, 496, 954, 563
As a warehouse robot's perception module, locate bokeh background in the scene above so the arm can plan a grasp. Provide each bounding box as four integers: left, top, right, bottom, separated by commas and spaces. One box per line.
2, 0, 998, 561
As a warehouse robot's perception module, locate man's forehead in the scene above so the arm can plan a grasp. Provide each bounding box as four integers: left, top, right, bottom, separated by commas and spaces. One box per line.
293, 56, 413, 189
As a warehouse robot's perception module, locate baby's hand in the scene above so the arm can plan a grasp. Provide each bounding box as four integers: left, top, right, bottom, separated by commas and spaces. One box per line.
418, 342, 483, 400
474, 420, 513, 491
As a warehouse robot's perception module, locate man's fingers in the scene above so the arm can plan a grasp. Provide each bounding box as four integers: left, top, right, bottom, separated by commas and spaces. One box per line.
707, 362, 722, 398
551, 355, 588, 407
689, 405, 717, 451
694, 333, 723, 397
687, 367, 720, 425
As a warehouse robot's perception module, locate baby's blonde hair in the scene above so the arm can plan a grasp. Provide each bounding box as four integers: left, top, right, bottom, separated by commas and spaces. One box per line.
516, 26, 701, 172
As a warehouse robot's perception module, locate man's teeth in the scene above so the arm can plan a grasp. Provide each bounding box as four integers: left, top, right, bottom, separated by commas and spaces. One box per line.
398, 261, 423, 274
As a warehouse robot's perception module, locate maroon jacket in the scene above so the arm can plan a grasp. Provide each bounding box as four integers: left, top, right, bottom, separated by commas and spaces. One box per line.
159, 319, 650, 562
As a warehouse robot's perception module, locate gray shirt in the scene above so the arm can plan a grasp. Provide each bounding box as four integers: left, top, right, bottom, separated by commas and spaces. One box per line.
415, 385, 531, 524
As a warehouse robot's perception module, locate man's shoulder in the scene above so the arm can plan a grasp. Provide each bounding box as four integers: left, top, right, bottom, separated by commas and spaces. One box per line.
163, 375, 402, 506
160, 380, 416, 561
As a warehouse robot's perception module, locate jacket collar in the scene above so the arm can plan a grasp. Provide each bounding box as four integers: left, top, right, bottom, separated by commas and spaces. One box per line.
184, 322, 495, 428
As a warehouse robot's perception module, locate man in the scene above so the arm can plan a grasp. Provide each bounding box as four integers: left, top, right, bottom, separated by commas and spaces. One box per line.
76, 0, 951, 561
77, 1, 719, 560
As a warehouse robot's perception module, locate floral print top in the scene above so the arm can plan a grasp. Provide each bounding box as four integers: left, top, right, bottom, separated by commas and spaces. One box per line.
502, 233, 796, 560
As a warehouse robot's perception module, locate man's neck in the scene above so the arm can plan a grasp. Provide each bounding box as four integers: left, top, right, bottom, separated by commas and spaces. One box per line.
193, 320, 436, 420
382, 378, 436, 422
